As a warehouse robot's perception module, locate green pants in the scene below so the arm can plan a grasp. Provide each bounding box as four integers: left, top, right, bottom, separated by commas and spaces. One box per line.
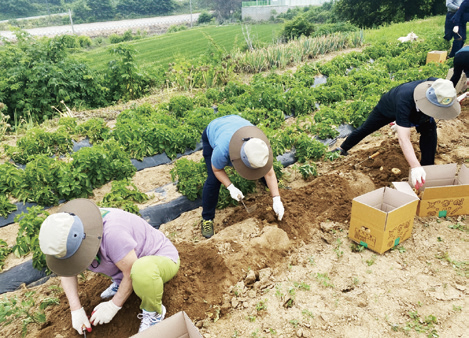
130, 255, 180, 313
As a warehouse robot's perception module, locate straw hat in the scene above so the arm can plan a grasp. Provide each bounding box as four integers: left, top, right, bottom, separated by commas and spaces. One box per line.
229, 126, 273, 180
414, 79, 461, 120
38, 199, 103, 276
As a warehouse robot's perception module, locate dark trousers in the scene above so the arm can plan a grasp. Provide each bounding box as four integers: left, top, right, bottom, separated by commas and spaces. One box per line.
340, 107, 437, 166
446, 12, 467, 57
201, 128, 221, 221
450, 50, 469, 87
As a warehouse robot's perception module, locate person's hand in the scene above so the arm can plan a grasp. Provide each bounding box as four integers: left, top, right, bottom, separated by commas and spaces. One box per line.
227, 184, 244, 201
272, 196, 284, 221
411, 167, 426, 190
71, 307, 92, 335
453, 26, 459, 33
90, 300, 121, 325
389, 122, 397, 133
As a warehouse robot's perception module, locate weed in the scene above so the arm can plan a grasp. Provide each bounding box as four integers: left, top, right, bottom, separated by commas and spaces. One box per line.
289, 319, 299, 328
315, 273, 334, 288
302, 309, 314, 319
247, 315, 256, 322
256, 299, 268, 312
402, 311, 439, 337
269, 328, 277, 335
308, 256, 316, 265
366, 255, 376, 266
293, 281, 311, 291
448, 222, 468, 233
334, 238, 344, 258
437, 237, 443, 242
351, 242, 365, 252
435, 252, 469, 277
452, 305, 462, 312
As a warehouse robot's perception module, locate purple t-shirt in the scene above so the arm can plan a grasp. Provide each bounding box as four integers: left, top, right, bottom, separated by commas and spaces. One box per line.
88, 208, 179, 283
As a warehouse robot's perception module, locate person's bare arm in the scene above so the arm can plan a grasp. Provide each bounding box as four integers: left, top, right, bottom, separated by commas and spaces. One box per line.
61, 276, 81, 311
212, 165, 232, 187
396, 126, 421, 168
112, 249, 138, 307
264, 167, 280, 197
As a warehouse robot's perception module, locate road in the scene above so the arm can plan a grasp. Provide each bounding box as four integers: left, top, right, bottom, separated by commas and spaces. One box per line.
0, 13, 200, 40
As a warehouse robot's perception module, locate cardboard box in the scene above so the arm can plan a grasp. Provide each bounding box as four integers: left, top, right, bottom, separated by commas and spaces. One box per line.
426, 51, 447, 64
348, 187, 419, 254
393, 163, 469, 217
130, 311, 202, 338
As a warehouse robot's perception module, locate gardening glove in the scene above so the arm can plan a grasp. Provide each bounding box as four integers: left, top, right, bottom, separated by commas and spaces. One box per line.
71, 307, 92, 335
411, 166, 426, 190
390, 121, 397, 133
273, 196, 284, 221
453, 26, 459, 33
227, 184, 244, 201
90, 300, 121, 326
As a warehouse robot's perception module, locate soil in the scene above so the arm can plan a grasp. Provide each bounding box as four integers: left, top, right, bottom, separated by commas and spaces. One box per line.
1, 54, 469, 338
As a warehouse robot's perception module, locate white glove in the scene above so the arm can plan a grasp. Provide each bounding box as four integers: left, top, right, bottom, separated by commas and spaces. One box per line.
390, 122, 397, 133
71, 307, 91, 335
453, 26, 459, 33
273, 196, 284, 221
90, 300, 121, 325
227, 184, 244, 201
411, 167, 426, 189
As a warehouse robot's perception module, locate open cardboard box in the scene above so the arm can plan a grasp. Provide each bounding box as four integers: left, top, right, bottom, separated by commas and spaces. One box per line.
348, 187, 419, 254
393, 163, 469, 217
130, 311, 202, 338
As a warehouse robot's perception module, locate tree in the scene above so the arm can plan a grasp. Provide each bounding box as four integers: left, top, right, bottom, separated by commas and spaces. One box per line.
116, 0, 176, 16
87, 0, 114, 21
333, 0, 445, 28
0, 0, 35, 18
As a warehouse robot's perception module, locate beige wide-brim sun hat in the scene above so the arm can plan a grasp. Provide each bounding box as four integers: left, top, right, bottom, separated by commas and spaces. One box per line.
229, 126, 274, 180
45, 199, 103, 276
413, 80, 461, 120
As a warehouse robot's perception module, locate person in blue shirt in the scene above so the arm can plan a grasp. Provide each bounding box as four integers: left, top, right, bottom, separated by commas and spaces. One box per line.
450, 45, 469, 88
334, 79, 460, 190
446, 0, 464, 57
200, 115, 285, 238
451, 0, 469, 56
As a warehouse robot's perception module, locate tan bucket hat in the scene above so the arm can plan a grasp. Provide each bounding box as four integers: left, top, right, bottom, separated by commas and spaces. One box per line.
413, 79, 461, 120
228, 126, 273, 180
39, 199, 103, 276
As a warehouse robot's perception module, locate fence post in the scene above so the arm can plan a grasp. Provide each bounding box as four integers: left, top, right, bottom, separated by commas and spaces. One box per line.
68, 9, 75, 34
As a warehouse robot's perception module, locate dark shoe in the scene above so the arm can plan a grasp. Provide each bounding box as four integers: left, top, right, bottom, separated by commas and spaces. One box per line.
201, 219, 214, 238
332, 147, 348, 156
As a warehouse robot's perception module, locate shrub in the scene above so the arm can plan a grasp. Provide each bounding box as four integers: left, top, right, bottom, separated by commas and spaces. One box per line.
78, 35, 92, 48
197, 11, 213, 25
281, 15, 314, 40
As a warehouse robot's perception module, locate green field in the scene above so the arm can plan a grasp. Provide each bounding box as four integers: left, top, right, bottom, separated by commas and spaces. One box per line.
83, 23, 283, 71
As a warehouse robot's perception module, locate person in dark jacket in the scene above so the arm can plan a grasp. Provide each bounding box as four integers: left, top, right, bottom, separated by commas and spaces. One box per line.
446, 0, 464, 57
450, 0, 469, 56
334, 79, 460, 189
450, 45, 469, 88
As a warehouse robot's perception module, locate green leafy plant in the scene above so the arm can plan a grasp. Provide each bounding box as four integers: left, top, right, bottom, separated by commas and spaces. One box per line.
0, 239, 12, 271
0, 195, 17, 219
298, 162, 318, 180
98, 179, 150, 214
171, 158, 207, 201
294, 134, 327, 163
12, 206, 49, 273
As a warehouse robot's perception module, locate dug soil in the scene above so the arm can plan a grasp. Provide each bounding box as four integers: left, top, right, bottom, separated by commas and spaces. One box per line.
1, 79, 468, 338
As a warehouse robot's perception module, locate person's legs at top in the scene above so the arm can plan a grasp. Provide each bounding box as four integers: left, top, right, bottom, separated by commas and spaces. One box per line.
416, 119, 437, 166
131, 256, 180, 332
449, 23, 466, 57
450, 50, 469, 87
339, 106, 394, 153
445, 12, 456, 41
201, 128, 220, 238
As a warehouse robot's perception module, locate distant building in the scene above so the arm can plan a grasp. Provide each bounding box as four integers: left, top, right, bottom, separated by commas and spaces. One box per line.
242, 0, 328, 21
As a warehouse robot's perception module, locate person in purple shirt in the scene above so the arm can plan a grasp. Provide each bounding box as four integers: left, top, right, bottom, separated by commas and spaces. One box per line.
38, 199, 179, 335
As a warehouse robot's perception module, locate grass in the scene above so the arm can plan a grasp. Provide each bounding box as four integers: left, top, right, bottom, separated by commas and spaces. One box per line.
363, 16, 445, 45
82, 23, 283, 71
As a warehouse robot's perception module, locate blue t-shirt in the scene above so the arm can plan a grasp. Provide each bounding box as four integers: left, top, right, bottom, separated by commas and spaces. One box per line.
206, 115, 253, 170
456, 45, 469, 54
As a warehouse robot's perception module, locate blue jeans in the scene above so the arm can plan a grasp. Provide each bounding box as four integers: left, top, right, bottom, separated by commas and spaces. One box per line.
202, 128, 221, 221
340, 107, 437, 166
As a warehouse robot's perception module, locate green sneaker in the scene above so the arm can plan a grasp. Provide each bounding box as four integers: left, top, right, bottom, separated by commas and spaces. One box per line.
201, 219, 214, 238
